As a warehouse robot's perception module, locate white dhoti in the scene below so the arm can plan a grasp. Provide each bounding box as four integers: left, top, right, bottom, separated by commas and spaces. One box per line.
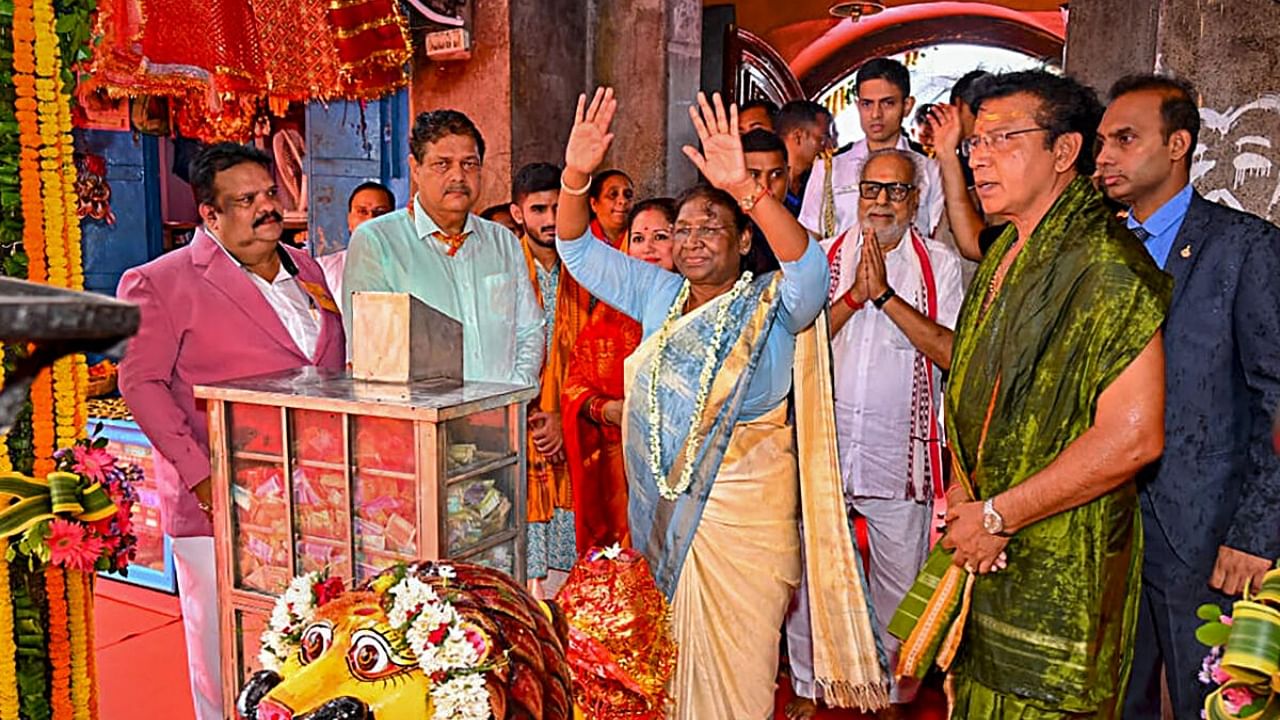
785, 496, 930, 704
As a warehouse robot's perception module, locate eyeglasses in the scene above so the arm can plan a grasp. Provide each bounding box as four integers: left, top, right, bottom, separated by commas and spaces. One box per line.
960, 127, 1050, 157
858, 181, 916, 203
672, 225, 729, 243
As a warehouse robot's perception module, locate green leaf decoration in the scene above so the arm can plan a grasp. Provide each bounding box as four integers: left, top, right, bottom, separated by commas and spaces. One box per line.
10, 563, 52, 720
1241, 697, 1268, 715
1196, 622, 1232, 648
1198, 603, 1225, 621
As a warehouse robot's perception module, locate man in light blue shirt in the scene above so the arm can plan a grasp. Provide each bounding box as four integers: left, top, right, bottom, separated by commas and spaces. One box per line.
1125, 181, 1193, 269
342, 110, 544, 387
1099, 74, 1280, 720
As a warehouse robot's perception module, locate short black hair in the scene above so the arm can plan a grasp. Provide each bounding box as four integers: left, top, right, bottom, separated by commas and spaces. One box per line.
950, 69, 992, 111
1108, 74, 1200, 169
740, 98, 779, 119
857, 57, 911, 98
480, 204, 513, 221
775, 100, 831, 137
347, 181, 395, 211
741, 128, 787, 157
511, 162, 561, 204
971, 70, 1105, 176
626, 197, 677, 234
188, 142, 273, 208
410, 109, 486, 162
588, 169, 632, 202
914, 103, 936, 128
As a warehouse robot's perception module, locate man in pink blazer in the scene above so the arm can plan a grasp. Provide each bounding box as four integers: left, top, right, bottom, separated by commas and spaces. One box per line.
118, 143, 345, 720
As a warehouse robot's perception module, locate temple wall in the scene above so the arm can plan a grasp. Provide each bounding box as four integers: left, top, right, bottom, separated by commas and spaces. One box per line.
409, 0, 701, 207
1067, 0, 1280, 223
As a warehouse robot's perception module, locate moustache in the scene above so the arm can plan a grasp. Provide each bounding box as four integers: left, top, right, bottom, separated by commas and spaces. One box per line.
445, 185, 471, 195
253, 211, 283, 228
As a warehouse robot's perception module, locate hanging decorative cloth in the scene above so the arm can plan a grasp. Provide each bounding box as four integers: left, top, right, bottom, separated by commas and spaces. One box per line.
87, 0, 411, 119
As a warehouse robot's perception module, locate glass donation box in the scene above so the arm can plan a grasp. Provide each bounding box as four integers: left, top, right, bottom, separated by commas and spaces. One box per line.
193, 367, 535, 708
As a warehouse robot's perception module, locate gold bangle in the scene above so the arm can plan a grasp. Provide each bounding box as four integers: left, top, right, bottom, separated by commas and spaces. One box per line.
561, 175, 591, 196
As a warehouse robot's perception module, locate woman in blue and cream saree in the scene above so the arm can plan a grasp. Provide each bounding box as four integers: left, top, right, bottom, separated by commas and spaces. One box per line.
555, 88, 888, 719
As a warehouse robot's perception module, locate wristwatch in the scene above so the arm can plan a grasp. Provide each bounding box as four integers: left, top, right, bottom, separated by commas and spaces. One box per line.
872, 287, 896, 309
982, 498, 1006, 535
738, 184, 768, 212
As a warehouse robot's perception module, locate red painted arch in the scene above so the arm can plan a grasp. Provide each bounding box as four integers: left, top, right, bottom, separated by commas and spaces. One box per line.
787, 2, 1066, 96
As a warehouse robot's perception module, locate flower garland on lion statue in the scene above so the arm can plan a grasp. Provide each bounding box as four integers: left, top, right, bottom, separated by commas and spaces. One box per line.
237, 546, 675, 720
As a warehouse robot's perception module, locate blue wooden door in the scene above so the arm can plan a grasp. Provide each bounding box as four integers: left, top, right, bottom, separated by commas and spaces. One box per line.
305, 88, 410, 258
76, 130, 163, 296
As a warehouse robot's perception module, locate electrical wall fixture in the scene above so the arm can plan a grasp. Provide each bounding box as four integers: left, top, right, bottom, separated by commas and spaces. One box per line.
828, 2, 886, 21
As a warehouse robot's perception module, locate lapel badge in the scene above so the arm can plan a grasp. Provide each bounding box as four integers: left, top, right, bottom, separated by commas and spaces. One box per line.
1180, 244, 1192, 259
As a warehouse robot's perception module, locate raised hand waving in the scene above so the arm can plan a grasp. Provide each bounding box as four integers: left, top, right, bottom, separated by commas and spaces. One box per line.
565, 87, 618, 177
681, 92, 755, 197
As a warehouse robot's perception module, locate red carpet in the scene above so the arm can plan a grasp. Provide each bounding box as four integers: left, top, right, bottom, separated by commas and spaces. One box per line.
95, 579, 195, 720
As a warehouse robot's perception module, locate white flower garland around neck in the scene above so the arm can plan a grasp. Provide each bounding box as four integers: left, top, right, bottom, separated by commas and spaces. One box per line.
647, 271, 754, 500
260, 571, 324, 673
382, 565, 493, 720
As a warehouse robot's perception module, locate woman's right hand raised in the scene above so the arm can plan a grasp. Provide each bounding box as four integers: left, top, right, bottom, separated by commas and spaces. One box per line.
565, 87, 618, 177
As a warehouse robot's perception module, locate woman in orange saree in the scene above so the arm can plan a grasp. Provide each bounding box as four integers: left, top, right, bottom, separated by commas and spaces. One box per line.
563, 198, 676, 551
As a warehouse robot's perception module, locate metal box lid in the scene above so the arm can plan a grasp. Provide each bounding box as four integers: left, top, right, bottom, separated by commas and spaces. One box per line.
194, 367, 536, 422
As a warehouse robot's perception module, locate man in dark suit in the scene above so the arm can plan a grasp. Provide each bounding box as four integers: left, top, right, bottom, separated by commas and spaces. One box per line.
1098, 74, 1280, 719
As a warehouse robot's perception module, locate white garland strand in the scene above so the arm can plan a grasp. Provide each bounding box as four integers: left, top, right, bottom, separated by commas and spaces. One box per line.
647, 271, 754, 500
260, 565, 492, 720
260, 571, 324, 672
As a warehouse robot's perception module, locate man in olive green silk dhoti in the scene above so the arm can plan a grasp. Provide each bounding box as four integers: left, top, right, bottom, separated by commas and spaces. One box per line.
892, 71, 1172, 719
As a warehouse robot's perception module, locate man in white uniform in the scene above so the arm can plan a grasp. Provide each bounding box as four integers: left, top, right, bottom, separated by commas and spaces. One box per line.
785, 148, 963, 720
800, 57, 944, 240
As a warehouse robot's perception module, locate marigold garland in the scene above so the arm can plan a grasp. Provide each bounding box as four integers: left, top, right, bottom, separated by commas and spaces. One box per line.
65, 570, 90, 720
30, 372, 55, 478
45, 566, 73, 720
14, 0, 47, 285
0, 541, 20, 720
52, 359, 77, 446
13, 0, 88, 454
0, 350, 12, 474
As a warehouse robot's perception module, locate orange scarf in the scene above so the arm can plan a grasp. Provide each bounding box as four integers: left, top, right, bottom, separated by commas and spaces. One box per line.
521, 235, 592, 522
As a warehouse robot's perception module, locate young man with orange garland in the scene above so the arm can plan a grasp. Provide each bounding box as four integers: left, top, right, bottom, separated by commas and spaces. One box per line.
510, 162, 592, 589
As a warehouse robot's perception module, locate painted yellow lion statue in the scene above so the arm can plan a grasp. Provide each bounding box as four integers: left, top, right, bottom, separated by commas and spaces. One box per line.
236, 561, 575, 720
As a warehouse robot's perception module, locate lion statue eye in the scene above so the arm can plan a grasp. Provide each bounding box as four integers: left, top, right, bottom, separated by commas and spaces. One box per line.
299, 623, 334, 665
347, 630, 405, 681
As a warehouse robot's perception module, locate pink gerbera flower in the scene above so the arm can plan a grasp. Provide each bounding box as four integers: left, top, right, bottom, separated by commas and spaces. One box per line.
47, 520, 103, 571
72, 445, 115, 482
1221, 687, 1255, 714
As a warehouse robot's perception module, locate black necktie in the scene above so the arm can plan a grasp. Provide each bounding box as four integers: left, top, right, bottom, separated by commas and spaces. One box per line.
1131, 225, 1151, 242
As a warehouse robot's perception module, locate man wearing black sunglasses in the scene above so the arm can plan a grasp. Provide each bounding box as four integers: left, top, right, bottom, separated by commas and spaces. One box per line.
787, 148, 964, 719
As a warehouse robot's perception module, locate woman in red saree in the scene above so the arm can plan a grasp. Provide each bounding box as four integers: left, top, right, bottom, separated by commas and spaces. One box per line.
563, 198, 675, 550
587, 169, 635, 248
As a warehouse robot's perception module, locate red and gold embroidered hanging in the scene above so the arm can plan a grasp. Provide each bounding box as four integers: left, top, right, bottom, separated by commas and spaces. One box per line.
86, 0, 412, 134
